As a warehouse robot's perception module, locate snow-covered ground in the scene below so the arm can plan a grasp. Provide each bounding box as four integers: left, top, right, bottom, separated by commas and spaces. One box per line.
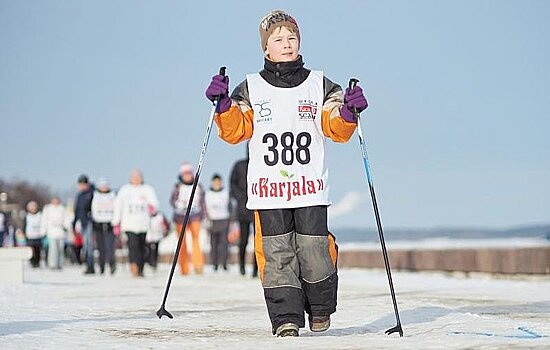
1, 264, 549, 349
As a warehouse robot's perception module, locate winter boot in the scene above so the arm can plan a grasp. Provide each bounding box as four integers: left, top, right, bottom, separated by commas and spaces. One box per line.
275, 323, 299, 337
130, 263, 139, 277
309, 315, 331, 332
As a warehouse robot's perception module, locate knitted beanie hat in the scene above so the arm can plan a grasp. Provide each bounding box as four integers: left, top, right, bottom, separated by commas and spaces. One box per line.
259, 10, 300, 51
179, 162, 193, 174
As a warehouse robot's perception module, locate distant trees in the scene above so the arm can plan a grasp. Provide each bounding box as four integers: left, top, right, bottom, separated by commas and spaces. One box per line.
0, 177, 52, 210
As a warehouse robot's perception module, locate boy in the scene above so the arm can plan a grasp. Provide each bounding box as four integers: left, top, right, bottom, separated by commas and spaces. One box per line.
205, 10, 368, 337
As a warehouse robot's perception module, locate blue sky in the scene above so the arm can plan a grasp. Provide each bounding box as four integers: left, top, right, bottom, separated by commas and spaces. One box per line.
1, 1, 548, 229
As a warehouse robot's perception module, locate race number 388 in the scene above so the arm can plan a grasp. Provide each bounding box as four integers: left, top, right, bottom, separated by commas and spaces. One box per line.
263, 132, 311, 166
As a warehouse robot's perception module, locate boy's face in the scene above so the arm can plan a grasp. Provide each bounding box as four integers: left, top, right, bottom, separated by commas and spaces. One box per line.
265, 26, 299, 62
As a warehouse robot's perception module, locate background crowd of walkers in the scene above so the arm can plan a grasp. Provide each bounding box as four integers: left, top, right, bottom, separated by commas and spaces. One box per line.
0, 157, 258, 279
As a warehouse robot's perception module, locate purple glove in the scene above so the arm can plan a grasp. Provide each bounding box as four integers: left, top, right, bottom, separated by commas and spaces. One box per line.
205, 75, 231, 114
340, 85, 368, 123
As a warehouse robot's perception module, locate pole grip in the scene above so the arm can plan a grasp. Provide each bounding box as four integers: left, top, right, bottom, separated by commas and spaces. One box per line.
348, 78, 360, 117
213, 66, 227, 103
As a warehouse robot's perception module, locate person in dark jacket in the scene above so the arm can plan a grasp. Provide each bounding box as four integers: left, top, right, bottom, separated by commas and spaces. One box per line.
72, 174, 95, 274
0, 208, 11, 247
230, 153, 258, 277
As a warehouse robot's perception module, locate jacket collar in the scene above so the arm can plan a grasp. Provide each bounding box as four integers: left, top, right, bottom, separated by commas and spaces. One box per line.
260, 55, 310, 88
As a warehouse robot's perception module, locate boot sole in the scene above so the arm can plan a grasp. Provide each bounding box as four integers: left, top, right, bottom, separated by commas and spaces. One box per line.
309, 318, 331, 332
276, 323, 299, 337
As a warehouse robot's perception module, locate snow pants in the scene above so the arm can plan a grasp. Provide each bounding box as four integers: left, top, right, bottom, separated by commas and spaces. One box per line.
47, 237, 64, 269
126, 231, 146, 274
239, 220, 258, 276
27, 238, 43, 268
208, 219, 229, 269
82, 223, 94, 272
146, 241, 160, 268
176, 220, 204, 275
254, 205, 338, 334
93, 223, 116, 272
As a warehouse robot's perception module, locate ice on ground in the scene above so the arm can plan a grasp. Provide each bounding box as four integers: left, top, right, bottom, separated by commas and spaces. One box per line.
1, 264, 549, 349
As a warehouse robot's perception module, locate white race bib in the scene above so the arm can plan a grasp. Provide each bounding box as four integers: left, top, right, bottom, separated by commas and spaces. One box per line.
246, 70, 330, 209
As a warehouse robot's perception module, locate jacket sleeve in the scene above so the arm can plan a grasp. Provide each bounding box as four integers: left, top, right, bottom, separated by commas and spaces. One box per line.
214, 80, 255, 144
148, 186, 160, 212
23, 216, 27, 237
229, 161, 246, 203
321, 76, 357, 143
169, 185, 179, 209
72, 195, 79, 229
111, 190, 122, 226
40, 207, 48, 235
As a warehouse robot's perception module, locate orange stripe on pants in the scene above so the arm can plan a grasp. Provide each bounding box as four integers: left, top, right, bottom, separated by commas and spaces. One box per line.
253, 211, 266, 282
176, 220, 204, 275
327, 232, 338, 267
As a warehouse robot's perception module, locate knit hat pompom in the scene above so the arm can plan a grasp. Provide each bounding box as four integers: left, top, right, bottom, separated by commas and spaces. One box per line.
259, 10, 300, 51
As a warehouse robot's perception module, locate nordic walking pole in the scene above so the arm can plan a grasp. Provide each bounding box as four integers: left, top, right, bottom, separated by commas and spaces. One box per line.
157, 66, 226, 319
349, 78, 403, 336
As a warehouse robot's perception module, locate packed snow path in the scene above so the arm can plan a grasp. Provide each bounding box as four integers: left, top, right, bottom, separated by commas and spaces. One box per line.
1, 264, 549, 349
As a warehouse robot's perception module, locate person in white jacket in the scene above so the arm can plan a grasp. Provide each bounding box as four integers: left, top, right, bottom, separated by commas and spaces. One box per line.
204, 174, 232, 271
41, 197, 67, 270
112, 169, 159, 277
91, 178, 117, 275
24, 201, 43, 268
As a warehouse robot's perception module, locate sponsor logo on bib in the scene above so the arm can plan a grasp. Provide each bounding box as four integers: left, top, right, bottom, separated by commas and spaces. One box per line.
250, 171, 324, 202
253, 100, 273, 124
298, 99, 318, 120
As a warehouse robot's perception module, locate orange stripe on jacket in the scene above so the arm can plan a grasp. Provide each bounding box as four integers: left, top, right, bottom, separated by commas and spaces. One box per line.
214, 105, 254, 144
321, 108, 357, 143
